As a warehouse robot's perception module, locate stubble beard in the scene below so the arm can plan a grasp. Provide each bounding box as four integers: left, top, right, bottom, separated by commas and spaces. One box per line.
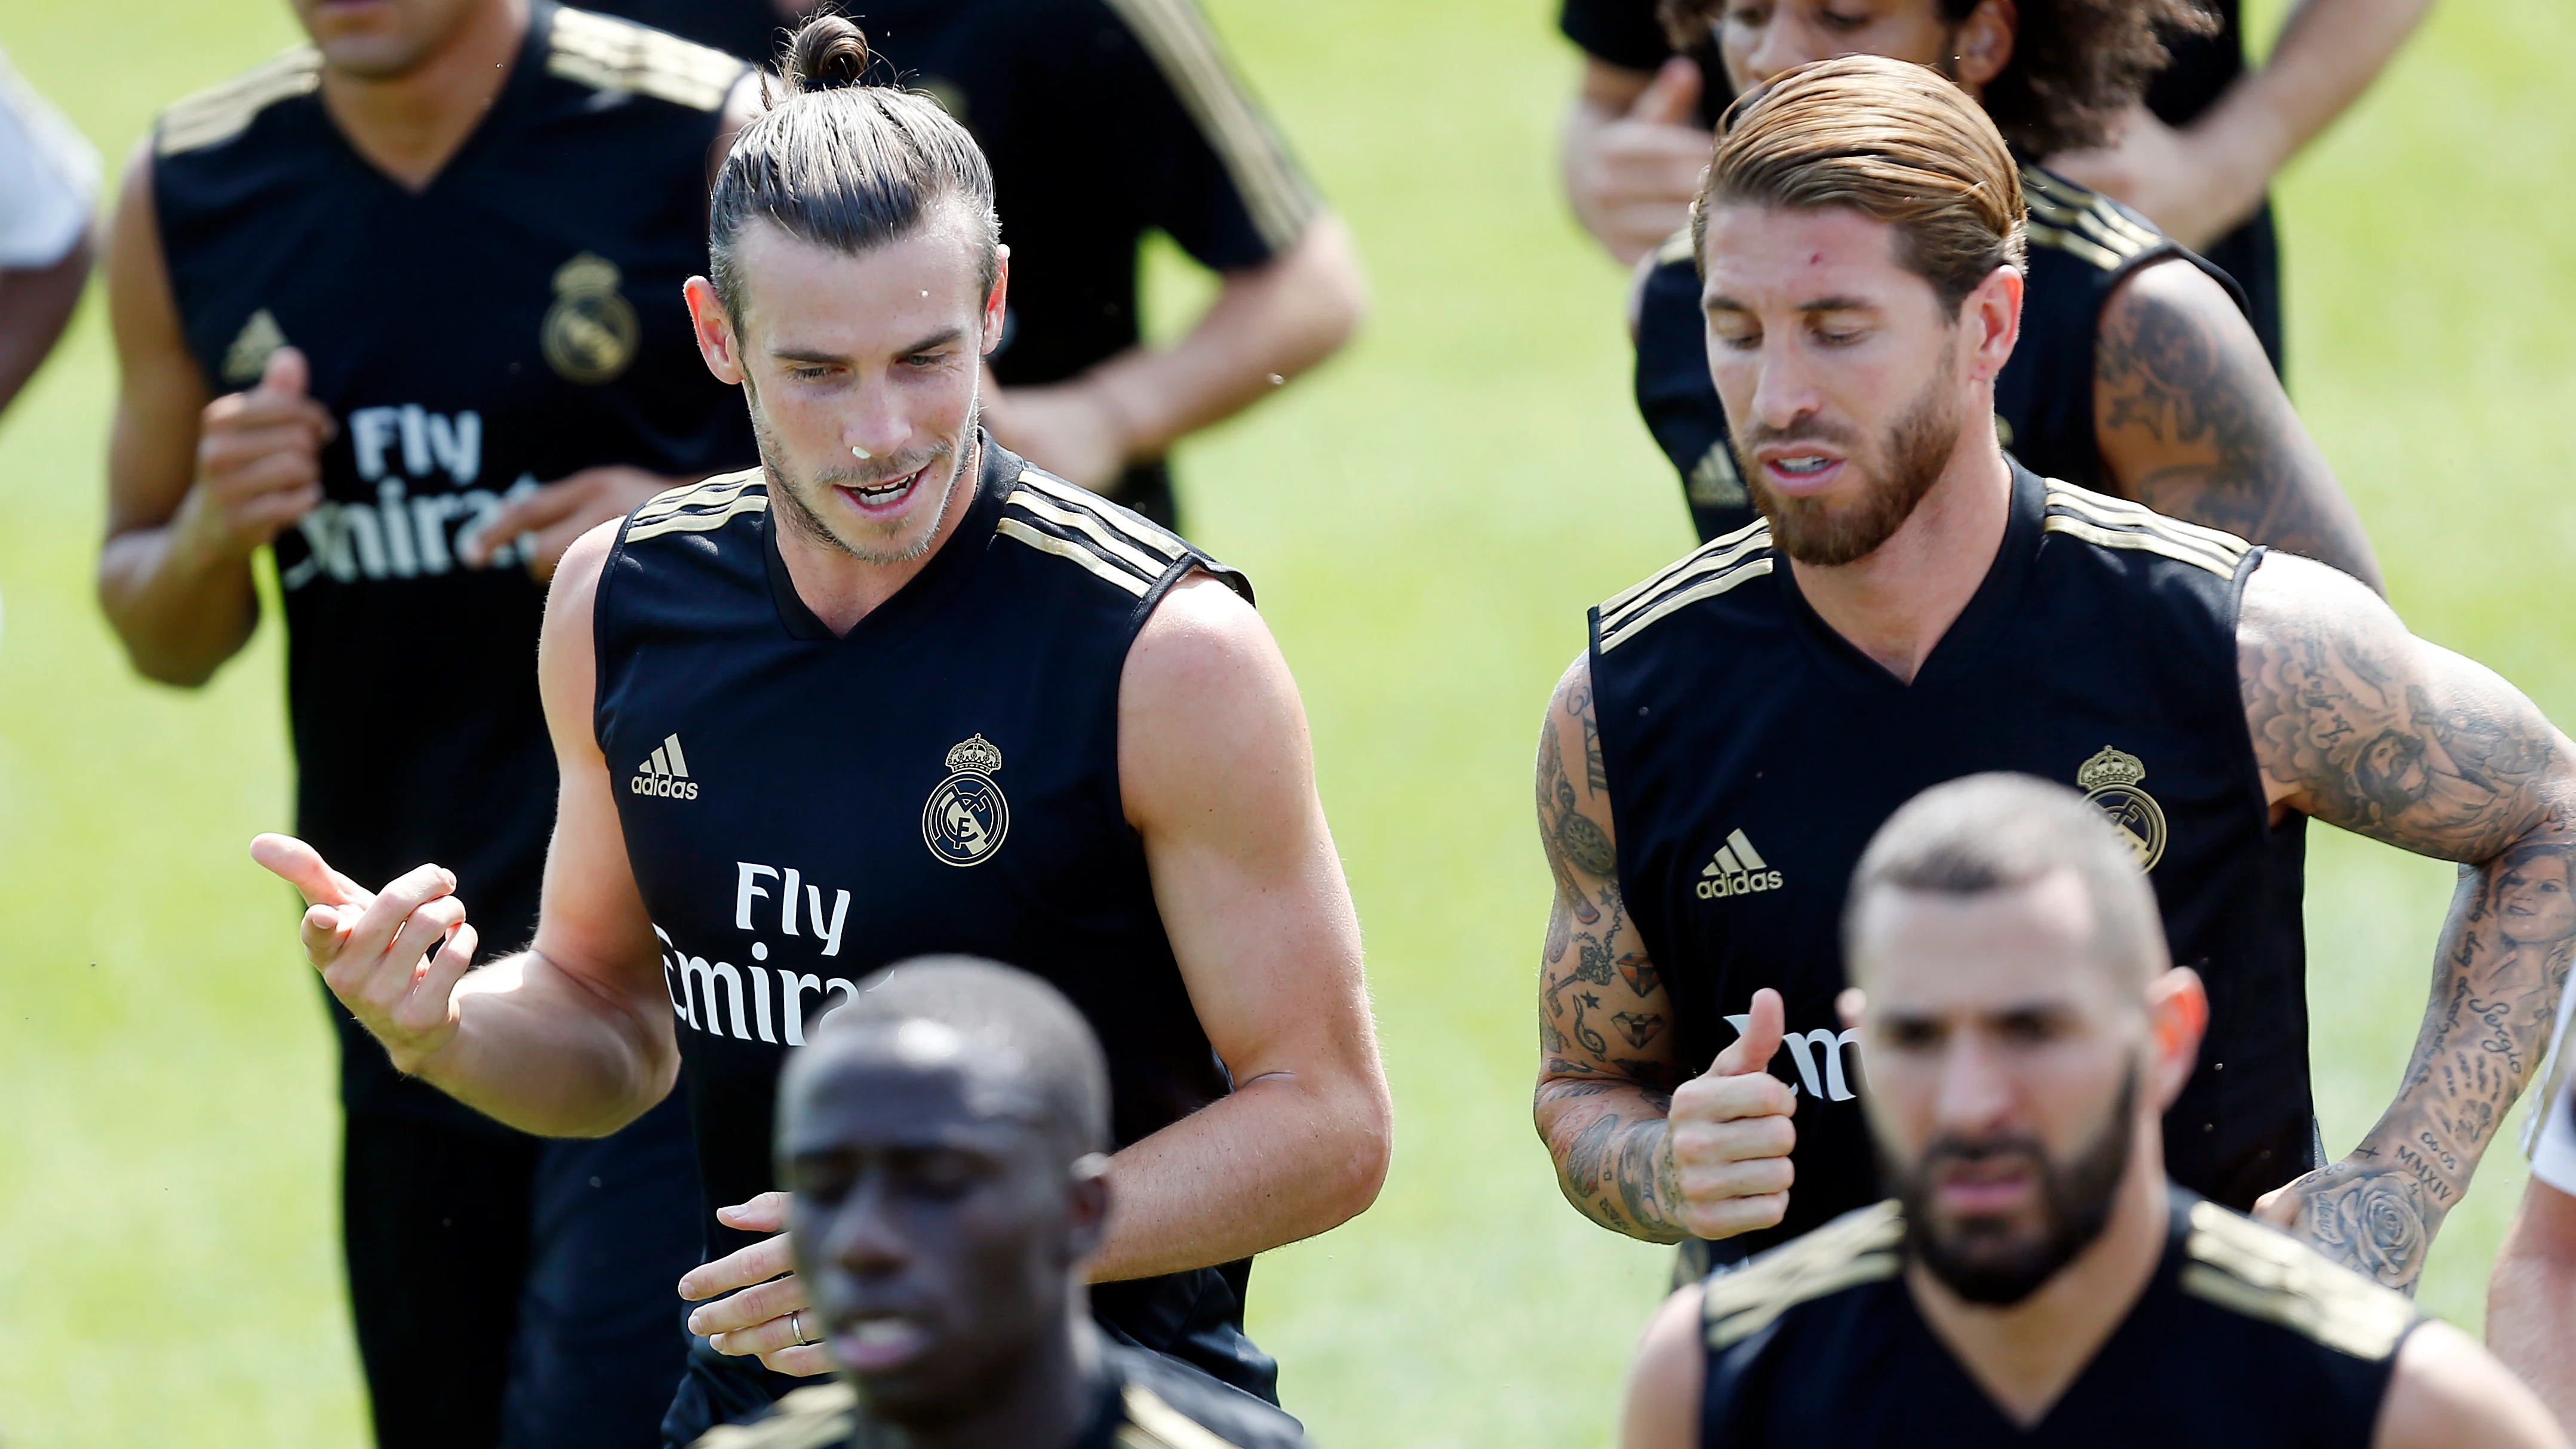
1740, 354, 1963, 568
754, 382, 979, 567
1887, 1066, 2138, 1308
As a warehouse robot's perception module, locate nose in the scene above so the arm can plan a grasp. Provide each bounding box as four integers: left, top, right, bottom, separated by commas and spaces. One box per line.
825, 1174, 912, 1278
1738, 329, 1822, 434
1932, 1032, 2020, 1139
843, 382, 909, 468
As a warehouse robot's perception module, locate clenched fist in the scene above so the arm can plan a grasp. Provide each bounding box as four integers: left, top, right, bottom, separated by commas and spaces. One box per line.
176, 346, 334, 560
1668, 986, 1799, 1239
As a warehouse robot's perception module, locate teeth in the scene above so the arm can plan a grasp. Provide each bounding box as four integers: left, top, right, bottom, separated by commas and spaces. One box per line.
852, 1319, 912, 1345
1776, 456, 1830, 474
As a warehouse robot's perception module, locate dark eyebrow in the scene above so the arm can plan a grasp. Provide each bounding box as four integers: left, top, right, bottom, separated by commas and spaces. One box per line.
770, 327, 968, 367
1704, 294, 1880, 316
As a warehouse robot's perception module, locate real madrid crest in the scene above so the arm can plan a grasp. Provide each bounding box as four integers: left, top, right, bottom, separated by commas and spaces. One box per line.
2077, 746, 2167, 871
542, 253, 640, 385
923, 734, 1010, 867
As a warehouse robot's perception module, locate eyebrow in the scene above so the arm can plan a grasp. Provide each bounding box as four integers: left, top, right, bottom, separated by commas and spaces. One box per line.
1706, 294, 1880, 315
770, 327, 968, 367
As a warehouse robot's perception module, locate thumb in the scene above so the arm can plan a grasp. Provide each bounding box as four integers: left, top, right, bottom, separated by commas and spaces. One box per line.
717, 1190, 791, 1232
251, 832, 367, 909
1630, 56, 1702, 128
259, 345, 309, 399
1710, 987, 1785, 1077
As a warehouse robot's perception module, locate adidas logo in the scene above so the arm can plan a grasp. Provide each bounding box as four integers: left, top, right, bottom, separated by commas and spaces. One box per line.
630, 733, 700, 800
1695, 828, 1783, 900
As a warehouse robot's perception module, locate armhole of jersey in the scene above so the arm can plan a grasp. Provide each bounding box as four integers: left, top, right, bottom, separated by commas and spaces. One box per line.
2224, 545, 2276, 827
1583, 610, 1640, 919
2098, 242, 2252, 332
590, 514, 638, 757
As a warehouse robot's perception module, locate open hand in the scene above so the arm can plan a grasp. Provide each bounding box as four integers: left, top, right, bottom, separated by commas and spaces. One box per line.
1669, 986, 1798, 1239
680, 1192, 831, 1377
459, 464, 684, 579
251, 833, 475, 1074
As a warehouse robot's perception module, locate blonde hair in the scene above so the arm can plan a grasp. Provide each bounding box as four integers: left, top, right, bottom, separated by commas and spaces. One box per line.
1693, 55, 2025, 314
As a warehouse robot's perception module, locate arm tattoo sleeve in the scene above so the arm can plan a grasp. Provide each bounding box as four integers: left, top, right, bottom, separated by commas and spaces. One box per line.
2094, 260, 2385, 595
2241, 556, 2576, 1287
1533, 661, 1689, 1242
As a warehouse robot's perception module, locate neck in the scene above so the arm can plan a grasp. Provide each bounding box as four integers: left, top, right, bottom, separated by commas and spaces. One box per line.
317, 0, 529, 192
774, 436, 982, 637
859, 1309, 1103, 1449
1905, 1147, 2172, 1430
1784, 425, 2012, 685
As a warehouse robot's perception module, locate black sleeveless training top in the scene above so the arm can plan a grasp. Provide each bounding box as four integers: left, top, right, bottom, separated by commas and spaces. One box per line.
1696, 1191, 2413, 1448
1589, 461, 2312, 1260
1633, 162, 2244, 542
594, 436, 1270, 1405
151, 4, 754, 1124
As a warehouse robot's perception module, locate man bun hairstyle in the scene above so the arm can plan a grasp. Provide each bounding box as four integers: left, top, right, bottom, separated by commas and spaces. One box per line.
1844, 773, 2170, 989
1656, 0, 2218, 156
708, 12, 1001, 321
1695, 54, 2024, 316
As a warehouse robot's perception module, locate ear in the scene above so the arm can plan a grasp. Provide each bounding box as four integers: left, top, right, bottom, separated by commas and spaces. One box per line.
1959, 263, 2022, 384
1950, 0, 2016, 93
980, 245, 1012, 356
1063, 1150, 1111, 1265
2144, 967, 2207, 1113
685, 276, 745, 387
1836, 986, 1866, 1032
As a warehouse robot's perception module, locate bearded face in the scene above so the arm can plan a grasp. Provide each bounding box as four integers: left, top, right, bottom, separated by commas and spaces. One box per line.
1736, 345, 1962, 566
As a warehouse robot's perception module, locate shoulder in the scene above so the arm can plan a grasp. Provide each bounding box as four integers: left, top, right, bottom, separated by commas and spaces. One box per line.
690, 1380, 856, 1449
997, 465, 1250, 606
2174, 1198, 2417, 1363
2017, 162, 2169, 276
2039, 476, 2255, 583
1592, 515, 1776, 657
155, 47, 321, 158
616, 467, 770, 547
544, 5, 748, 114
1702, 1199, 1905, 1352
2377, 1318, 2567, 1449
1109, 1346, 1309, 1449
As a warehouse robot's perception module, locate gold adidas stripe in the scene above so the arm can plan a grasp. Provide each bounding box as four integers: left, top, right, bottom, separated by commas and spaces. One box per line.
1598, 532, 1774, 639
1114, 1384, 1247, 1449
1098, 0, 1317, 251
631, 469, 763, 522
548, 5, 743, 113
2043, 515, 2239, 578
997, 518, 1151, 596
2180, 1200, 2414, 1361
625, 491, 767, 541
1653, 226, 1697, 267
1007, 490, 1173, 582
2025, 220, 2127, 271
1599, 559, 1774, 653
2045, 482, 2252, 559
1014, 470, 1186, 562
1703, 1201, 1905, 1350
1600, 516, 1770, 620
158, 48, 322, 155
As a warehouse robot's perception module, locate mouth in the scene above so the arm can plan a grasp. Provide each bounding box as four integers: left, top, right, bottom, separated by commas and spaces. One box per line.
1756, 448, 1846, 494
834, 462, 932, 518
1932, 1159, 2040, 1217
831, 1312, 933, 1374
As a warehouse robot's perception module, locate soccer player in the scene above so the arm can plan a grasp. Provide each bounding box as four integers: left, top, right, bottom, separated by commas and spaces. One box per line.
691, 956, 1307, 1449
100, 1, 757, 1444
252, 15, 1390, 1442
0, 48, 97, 418
1532, 57, 2576, 1293
1615, 774, 2564, 1449
590, 0, 1366, 529
1621, 1, 2380, 590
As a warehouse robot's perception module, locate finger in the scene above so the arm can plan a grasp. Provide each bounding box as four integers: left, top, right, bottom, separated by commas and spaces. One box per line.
252, 833, 368, 909
370, 896, 468, 1004
201, 426, 325, 480
237, 485, 327, 540
298, 902, 354, 968
1631, 54, 1702, 127
395, 921, 477, 1034
258, 344, 309, 399
1685, 1190, 1788, 1241
688, 1272, 808, 1338
466, 479, 594, 554
1671, 1109, 1796, 1165
1710, 988, 1785, 1077
718, 1191, 792, 1233
756, 1342, 835, 1378
338, 863, 459, 966
1678, 1156, 1796, 1213
679, 1227, 794, 1300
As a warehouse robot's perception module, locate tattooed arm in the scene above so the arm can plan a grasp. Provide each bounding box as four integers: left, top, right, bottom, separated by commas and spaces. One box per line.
1533, 656, 1797, 1243
2239, 553, 2576, 1289
2094, 258, 2384, 596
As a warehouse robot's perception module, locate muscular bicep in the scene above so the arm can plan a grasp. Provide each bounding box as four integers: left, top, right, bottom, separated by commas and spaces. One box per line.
2240, 552, 2573, 860
104, 139, 207, 537
2094, 257, 2383, 594
2377, 1320, 2566, 1449
1537, 655, 1679, 1092
528, 522, 668, 1013
1121, 573, 1375, 1085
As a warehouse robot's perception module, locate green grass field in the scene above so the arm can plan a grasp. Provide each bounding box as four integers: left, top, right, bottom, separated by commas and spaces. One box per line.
1, 0, 2572, 1443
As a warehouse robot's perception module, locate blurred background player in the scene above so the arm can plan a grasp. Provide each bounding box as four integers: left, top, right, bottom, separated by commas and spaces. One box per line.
2488, 930, 2576, 1435
1615, 774, 2565, 1449
583, 0, 1367, 528
96, 0, 758, 1442
1560, 0, 2436, 379
251, 16, 1390, 1443
0, 47, 98, 419
693, 957, 1309, 1449
1620, 2, 2380, 587
1534, 57, 2576, 1291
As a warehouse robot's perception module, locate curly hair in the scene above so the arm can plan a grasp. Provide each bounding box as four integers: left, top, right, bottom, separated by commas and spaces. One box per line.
1658, 0, 2218, 156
